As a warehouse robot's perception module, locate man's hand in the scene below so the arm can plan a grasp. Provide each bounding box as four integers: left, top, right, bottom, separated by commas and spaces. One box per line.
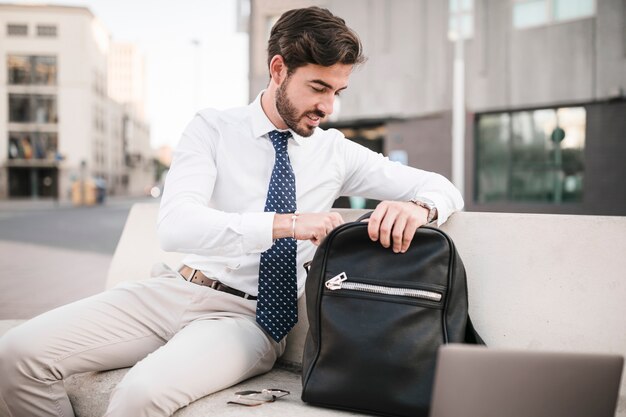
367, 201, 429, 253
273, 212, 344, 245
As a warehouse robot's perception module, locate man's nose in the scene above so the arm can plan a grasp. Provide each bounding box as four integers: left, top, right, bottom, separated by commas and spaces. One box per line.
317, 94, 334, 116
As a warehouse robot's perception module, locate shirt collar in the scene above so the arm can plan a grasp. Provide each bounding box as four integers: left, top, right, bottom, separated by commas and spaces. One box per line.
249, 90, 307, 146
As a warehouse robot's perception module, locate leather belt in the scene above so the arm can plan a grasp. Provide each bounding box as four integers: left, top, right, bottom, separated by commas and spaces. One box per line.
178, 265, 257, 300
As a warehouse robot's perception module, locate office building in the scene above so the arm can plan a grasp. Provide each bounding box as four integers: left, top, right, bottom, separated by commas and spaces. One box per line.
0, 3, 153, 200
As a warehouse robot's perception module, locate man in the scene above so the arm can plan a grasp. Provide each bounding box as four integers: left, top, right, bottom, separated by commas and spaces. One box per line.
0, 6, 463, 417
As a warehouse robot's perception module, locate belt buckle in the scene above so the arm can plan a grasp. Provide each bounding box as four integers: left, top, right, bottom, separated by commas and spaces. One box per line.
184, 268, 196, 282
210, 280, 220, 290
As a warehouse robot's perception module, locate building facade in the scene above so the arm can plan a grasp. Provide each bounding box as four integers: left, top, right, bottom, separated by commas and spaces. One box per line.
0, 4, 153, 201
108, 42, 152, 197
248, 0, 626, 215
108, 42, 146, 119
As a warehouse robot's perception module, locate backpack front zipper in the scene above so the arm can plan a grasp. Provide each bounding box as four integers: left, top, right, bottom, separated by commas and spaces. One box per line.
325, 272, 442, 302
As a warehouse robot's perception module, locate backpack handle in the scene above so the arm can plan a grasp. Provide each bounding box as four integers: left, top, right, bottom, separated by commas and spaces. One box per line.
355, 211, 373, 222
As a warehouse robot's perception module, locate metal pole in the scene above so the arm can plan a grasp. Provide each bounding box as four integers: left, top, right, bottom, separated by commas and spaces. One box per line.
452, 14, 466, 198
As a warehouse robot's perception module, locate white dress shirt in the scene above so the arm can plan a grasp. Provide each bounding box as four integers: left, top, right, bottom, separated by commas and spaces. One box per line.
158, 92, 464, 297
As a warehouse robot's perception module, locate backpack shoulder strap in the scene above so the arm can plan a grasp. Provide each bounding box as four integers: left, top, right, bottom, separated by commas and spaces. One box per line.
465, 316, 486, 345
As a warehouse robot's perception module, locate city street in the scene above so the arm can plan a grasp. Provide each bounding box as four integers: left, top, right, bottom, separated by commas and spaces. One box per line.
0, 196, 155, 319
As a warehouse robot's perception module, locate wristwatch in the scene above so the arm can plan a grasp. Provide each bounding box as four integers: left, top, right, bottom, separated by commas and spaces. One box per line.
409, 199, 438, 223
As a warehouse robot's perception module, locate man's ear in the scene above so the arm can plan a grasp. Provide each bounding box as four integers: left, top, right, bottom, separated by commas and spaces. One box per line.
269, 55, 288, 85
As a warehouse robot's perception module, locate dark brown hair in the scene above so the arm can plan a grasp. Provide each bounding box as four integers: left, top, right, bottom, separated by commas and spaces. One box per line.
267, 6, 366, 74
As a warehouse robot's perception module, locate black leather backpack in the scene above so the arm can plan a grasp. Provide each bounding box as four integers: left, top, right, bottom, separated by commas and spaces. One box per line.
301, 213, 484, 417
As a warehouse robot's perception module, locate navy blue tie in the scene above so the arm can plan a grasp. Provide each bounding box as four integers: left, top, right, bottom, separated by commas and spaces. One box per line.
256, 130, 298, 342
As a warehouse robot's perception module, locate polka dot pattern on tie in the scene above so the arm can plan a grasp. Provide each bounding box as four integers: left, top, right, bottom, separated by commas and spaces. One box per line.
256, 130, 298, 342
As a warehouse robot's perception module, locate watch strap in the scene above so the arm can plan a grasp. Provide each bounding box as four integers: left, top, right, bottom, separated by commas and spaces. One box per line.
409, 199, 437, 223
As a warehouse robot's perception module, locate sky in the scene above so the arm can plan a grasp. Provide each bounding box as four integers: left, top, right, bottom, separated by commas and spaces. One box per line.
13, 0, 250, 149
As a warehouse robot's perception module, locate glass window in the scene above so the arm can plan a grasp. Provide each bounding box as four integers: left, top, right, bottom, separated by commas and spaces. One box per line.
34, 96, 58, 123
8, 136, 23, 159
514, 0, 595, 28
448, 0, 474, 40
9, 95, 30, 122
475, 106, 585, 204
449, 0, 473, 14
449, 14, 474, 40
7, 55, 57, 85
553, 0, 594, 21
8, 132, 58, 160
476, 113, 511, 202
509, 110, 556, 201
513, 0, 548, 28
33, 56, 57, 85
7, 24, 28, 36
9, 94, 58, 123
37, 24, 57, 37
8, 55, 31, 84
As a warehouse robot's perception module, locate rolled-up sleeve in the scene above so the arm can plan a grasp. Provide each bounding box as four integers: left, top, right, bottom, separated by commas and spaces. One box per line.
337, 135, 464, 225
157, 114, 275, 257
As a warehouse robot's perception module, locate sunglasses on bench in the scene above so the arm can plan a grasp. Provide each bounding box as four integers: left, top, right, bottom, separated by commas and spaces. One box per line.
227, 388, 290, 407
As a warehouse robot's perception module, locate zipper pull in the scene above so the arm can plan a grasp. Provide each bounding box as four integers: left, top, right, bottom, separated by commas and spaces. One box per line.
325, 272, 348, 290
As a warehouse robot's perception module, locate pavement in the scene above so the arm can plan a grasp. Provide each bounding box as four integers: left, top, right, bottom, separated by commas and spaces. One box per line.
0, 196, 155, 319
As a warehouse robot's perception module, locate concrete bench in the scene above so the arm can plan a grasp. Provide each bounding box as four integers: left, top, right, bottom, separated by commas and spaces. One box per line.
2, 204, 625, 416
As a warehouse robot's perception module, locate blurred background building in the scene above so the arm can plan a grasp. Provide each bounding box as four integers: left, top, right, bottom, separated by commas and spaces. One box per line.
0, 3, 153, 201
248, 0, 626, 215
2, 0, 624, 214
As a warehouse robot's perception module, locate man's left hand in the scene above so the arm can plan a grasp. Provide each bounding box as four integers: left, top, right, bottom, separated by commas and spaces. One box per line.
367, 201, 429, 253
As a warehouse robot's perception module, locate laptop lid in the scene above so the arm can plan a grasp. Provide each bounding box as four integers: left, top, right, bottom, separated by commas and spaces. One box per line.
429, 344, 624, 417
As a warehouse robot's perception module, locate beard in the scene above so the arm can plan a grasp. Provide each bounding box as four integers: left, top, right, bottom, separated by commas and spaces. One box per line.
275, 76, 325, 137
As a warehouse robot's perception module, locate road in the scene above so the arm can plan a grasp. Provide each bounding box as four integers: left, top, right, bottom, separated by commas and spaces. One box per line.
0, 197, 155, 319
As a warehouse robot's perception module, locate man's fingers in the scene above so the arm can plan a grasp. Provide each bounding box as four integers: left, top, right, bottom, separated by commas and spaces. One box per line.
332, 212, 344, 228
300, 212, 345, 245
378, 207, 398, 248
366, 201, 431, 253
401, 216, 419, 253
299, 204, 425, 251
368, 204, 388, 241
321, 213, 342, 236
391, 215, 408, 253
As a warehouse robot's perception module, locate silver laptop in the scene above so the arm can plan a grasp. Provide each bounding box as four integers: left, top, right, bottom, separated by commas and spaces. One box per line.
430, 344, 624, 417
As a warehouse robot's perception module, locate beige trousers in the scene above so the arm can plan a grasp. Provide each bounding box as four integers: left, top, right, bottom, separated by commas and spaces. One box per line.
0, 263, 285, 417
